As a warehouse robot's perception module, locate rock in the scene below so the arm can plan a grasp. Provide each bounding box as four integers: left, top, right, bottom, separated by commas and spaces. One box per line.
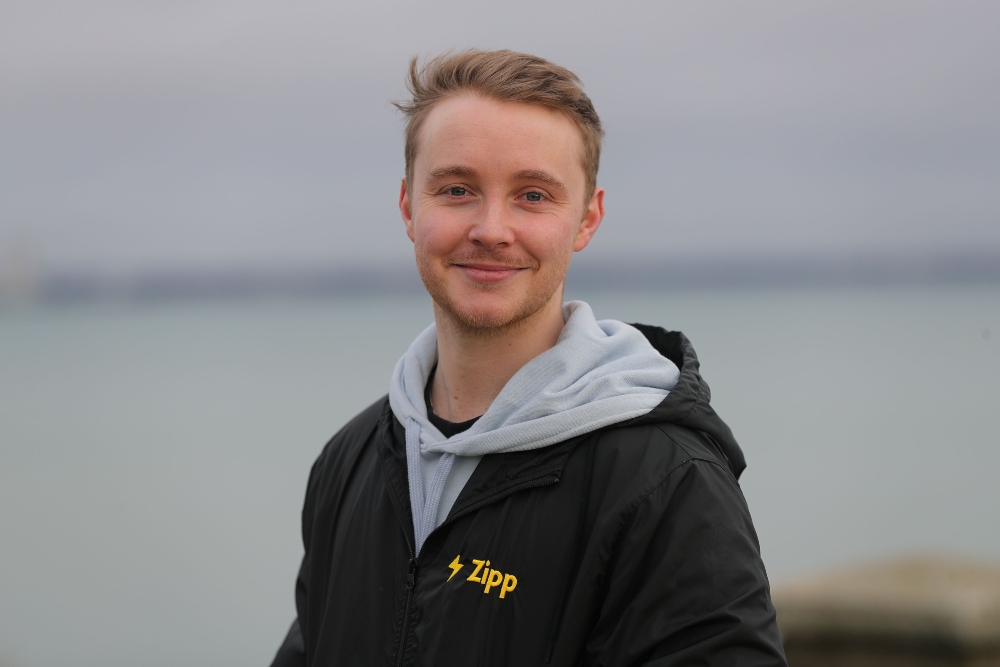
773, 555, 1000, 666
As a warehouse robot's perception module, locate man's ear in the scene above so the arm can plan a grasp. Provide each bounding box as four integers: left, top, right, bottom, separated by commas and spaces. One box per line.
399, 178, 415, 242
573, 186, 605, 252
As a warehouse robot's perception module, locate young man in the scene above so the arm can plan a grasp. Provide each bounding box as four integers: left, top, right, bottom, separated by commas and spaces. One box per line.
271, 50, 786, 666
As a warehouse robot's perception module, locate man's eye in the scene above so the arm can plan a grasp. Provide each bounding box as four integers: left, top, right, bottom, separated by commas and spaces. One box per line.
524, 192, 544, 202
447, 187, 468, 196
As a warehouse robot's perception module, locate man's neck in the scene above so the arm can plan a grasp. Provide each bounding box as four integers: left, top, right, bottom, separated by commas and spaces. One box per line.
430, 295, 566, 423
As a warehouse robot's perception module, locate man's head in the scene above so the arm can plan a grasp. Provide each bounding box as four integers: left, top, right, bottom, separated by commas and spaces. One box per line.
396, 50, 605, 335
395, 50, 604, 203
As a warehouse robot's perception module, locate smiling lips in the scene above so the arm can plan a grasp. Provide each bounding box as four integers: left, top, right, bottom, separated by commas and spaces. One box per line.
455, 262, 527, 284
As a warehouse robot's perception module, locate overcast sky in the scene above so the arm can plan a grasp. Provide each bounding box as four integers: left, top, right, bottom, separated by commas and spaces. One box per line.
2, 0, 999, 274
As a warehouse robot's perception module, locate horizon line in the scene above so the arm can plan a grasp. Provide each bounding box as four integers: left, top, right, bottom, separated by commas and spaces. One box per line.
2, 251, 999, 305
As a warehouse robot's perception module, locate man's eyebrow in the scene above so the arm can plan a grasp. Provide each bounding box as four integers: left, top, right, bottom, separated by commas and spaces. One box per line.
427, 165, 478, 180
425, 166, 567, 191
514, 170, 567, 191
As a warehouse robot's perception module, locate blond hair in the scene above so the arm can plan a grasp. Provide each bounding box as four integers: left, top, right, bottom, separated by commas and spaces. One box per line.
395, 49, 603, 200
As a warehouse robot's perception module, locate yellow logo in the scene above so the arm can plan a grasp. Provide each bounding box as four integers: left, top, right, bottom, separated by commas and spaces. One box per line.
446, 555, 518, 599
447, 555, 463, 581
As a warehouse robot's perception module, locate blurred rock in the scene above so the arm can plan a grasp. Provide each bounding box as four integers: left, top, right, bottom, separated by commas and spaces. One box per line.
773, 556, 1000, 666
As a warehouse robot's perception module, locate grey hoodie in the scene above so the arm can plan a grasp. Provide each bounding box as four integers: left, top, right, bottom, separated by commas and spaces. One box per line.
388, 300, 680, 555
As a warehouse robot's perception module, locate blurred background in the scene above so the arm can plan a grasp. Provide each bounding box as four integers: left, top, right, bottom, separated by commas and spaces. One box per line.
1, 1, 998, 665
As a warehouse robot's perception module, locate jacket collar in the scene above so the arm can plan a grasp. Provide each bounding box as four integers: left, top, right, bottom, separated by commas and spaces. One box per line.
627, 324, 747, 479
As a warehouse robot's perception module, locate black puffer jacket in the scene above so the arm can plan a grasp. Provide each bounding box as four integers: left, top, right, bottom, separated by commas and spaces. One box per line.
270, 327, 787, 666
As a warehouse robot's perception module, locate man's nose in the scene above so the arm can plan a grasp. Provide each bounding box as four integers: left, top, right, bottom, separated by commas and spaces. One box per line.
467, 198, 515, 247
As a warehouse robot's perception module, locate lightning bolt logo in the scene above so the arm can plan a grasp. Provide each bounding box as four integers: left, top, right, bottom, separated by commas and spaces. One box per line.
447, 555, 464, 582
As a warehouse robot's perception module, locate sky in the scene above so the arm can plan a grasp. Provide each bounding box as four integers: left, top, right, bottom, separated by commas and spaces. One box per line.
2, 0, 999, 276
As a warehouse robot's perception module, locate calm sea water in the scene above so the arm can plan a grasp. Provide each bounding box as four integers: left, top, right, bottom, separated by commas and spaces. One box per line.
2, 283, 999, 667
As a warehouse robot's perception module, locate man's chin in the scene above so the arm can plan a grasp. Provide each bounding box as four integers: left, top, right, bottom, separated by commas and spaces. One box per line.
436, 303, 527, 333
431, 286, 567, 337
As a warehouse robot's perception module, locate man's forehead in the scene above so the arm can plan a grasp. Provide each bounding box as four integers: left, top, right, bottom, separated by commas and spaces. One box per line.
413, 95, 586, 184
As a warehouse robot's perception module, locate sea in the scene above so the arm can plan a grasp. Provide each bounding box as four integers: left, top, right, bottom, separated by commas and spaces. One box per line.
1, 282, 998, 667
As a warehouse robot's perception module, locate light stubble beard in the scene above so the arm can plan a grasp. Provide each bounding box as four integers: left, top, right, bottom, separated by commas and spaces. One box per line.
416, 249, 571, 341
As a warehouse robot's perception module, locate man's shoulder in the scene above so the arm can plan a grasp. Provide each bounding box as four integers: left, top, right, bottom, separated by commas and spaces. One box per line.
311, 395, 390, 473
336, 395, 390, 441
583, 417, 743, 514
595, 417, 737, 478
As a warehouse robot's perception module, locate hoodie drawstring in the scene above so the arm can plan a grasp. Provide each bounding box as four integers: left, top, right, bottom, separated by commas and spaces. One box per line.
405, 417, 455, 555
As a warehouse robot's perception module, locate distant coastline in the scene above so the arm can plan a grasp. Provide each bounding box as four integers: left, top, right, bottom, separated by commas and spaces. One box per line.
3, 251, 1000, 305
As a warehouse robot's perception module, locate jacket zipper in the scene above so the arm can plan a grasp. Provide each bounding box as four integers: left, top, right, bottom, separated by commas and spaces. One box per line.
392, 474, 559, 666
395, 557, 417, 667
394, 511, 416, 667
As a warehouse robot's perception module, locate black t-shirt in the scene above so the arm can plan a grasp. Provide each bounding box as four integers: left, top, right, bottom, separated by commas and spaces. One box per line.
424, 366, 480, 438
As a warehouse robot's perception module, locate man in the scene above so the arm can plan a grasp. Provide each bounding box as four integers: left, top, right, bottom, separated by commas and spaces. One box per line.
271, 50, 786, 666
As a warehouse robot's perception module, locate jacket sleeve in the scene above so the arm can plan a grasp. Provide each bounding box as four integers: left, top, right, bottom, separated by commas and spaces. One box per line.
269, 448, 327, 667
587, 458, 787, 667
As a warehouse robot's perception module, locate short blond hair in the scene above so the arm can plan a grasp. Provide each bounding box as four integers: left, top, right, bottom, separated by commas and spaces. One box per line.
394, 49, 604, 200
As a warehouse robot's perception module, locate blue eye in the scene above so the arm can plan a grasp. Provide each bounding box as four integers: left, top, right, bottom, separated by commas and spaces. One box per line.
524, 192, 543, 202
448, 187, 467, 196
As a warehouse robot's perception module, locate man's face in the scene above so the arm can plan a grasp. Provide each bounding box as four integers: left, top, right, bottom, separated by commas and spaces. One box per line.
400, 94, 604, 333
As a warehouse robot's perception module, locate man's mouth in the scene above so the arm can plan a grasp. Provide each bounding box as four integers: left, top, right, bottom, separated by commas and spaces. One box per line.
453, 262, 527, 284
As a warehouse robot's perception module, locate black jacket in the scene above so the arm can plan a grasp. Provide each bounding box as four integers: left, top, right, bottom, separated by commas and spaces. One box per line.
270, 327, 787, 666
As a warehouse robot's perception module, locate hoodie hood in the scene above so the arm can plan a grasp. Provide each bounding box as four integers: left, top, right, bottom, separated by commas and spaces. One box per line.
390, 301, 681, 553
628, 323, 747, 479
391, 302, 680, 457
